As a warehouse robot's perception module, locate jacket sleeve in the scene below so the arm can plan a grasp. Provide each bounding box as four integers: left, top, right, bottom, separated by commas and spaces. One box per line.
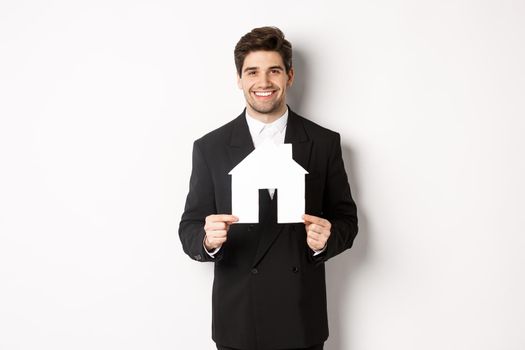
313, 133, 358, 263
178, 140, 222, 262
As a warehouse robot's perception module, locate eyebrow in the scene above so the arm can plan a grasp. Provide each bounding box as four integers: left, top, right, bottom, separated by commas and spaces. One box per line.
243, 65, 285, 73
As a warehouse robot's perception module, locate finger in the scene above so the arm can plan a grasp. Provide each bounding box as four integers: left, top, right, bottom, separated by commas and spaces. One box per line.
206, 214, 239, 223
308, 229, 329, 244
302, 214, 328, 226
206, 238, 226, 249
308, 223, 324, 234
206, 232, 228, 241
209, 236, 227, 244
309, 225, 330, 238
207, 230, 227, 238
307, 231, 321, 241
205, 221, 227, 231
308, 233, 327, 249
307, 237, 323, 250
304, 222, 318, 232
311, 224, 329, 235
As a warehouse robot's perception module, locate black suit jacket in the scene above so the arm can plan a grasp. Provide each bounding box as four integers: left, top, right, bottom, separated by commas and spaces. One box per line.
179, 108, 358, 349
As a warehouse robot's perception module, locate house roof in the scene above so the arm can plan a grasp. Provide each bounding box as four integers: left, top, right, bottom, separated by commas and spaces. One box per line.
229, 140, 308, 177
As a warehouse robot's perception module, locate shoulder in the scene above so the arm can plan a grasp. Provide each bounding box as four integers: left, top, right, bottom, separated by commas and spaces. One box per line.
193, 113, 242, 149
292, 110, 341, 142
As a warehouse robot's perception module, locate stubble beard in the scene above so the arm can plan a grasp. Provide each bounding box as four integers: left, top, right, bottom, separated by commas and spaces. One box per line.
246, 93, 285, 116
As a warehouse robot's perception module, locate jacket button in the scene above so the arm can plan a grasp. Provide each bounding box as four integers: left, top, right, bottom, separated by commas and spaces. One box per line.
292, 266, 299, 273
251, 268, 259, 275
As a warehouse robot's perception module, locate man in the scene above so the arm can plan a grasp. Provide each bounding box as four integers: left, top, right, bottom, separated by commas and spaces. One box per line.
179, 27, 358, 350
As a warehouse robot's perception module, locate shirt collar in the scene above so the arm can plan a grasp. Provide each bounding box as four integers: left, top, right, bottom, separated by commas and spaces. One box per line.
245, 107, 289, 137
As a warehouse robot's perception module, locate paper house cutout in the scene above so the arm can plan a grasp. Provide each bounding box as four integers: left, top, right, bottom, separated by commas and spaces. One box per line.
229, 139, 308, 223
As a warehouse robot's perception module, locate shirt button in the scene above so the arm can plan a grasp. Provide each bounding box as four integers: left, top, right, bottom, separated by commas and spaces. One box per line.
292, 266, 299, 273
251, 268, 259, 275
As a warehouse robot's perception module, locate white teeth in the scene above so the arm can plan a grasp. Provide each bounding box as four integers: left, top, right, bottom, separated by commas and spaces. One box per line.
254, 91, 273, 97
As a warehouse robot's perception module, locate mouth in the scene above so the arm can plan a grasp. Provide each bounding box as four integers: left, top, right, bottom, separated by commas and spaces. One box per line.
252, 90, 276, 99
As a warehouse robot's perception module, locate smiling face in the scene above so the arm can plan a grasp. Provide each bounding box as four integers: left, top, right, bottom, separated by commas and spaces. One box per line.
237, 50, 294, 122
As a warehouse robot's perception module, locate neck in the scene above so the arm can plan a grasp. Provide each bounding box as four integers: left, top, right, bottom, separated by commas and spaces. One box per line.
246, 104, 287, 124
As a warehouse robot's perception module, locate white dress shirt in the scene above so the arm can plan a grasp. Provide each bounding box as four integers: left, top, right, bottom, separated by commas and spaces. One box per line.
245, 109, 288, 199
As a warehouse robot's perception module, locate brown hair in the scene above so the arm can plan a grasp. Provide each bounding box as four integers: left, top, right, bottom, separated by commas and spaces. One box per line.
234, 26, 293, 77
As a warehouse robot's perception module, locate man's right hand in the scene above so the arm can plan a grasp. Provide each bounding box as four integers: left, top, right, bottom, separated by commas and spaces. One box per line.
204, 214, 239, 250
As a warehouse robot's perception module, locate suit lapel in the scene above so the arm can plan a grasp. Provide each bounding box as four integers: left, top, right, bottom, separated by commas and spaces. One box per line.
285, 109, 312, 170
227, 110, 255, 171
252, 108, 312, 267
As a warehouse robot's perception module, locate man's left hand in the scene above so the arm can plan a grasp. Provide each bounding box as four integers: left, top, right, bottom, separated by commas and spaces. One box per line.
302, 214, 331, 251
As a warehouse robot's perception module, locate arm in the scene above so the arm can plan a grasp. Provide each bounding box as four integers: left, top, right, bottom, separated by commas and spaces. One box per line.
306, 133, 358, 263
178, 140, 221, 262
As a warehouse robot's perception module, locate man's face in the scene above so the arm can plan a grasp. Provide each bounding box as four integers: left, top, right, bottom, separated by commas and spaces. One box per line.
237, 50, 294, 120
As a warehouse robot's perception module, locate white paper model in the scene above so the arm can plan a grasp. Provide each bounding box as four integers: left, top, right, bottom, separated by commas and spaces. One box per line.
229, 139, 308, 223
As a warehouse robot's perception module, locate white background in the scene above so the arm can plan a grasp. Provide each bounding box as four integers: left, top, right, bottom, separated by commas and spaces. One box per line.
1, 1, 524, 349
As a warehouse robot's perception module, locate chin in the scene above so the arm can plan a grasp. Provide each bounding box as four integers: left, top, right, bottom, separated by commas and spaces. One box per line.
252, 102, 283, 115
254, 107, 278, 115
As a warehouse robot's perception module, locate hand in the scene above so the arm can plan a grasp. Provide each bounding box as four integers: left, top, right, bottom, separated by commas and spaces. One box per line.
204, 214, 238, 250
302, 214, 331, 251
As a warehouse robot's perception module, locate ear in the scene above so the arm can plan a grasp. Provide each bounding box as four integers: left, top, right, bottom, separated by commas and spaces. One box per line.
237, 73, 242, 89
287, 67, 295, 87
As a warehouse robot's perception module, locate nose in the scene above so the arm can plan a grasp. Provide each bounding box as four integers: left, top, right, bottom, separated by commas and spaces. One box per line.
258, 73, 272, 88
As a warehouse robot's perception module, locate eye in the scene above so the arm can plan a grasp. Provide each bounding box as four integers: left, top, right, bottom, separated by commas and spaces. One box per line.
247, 71, 257, 76
271, 69, 281, 74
